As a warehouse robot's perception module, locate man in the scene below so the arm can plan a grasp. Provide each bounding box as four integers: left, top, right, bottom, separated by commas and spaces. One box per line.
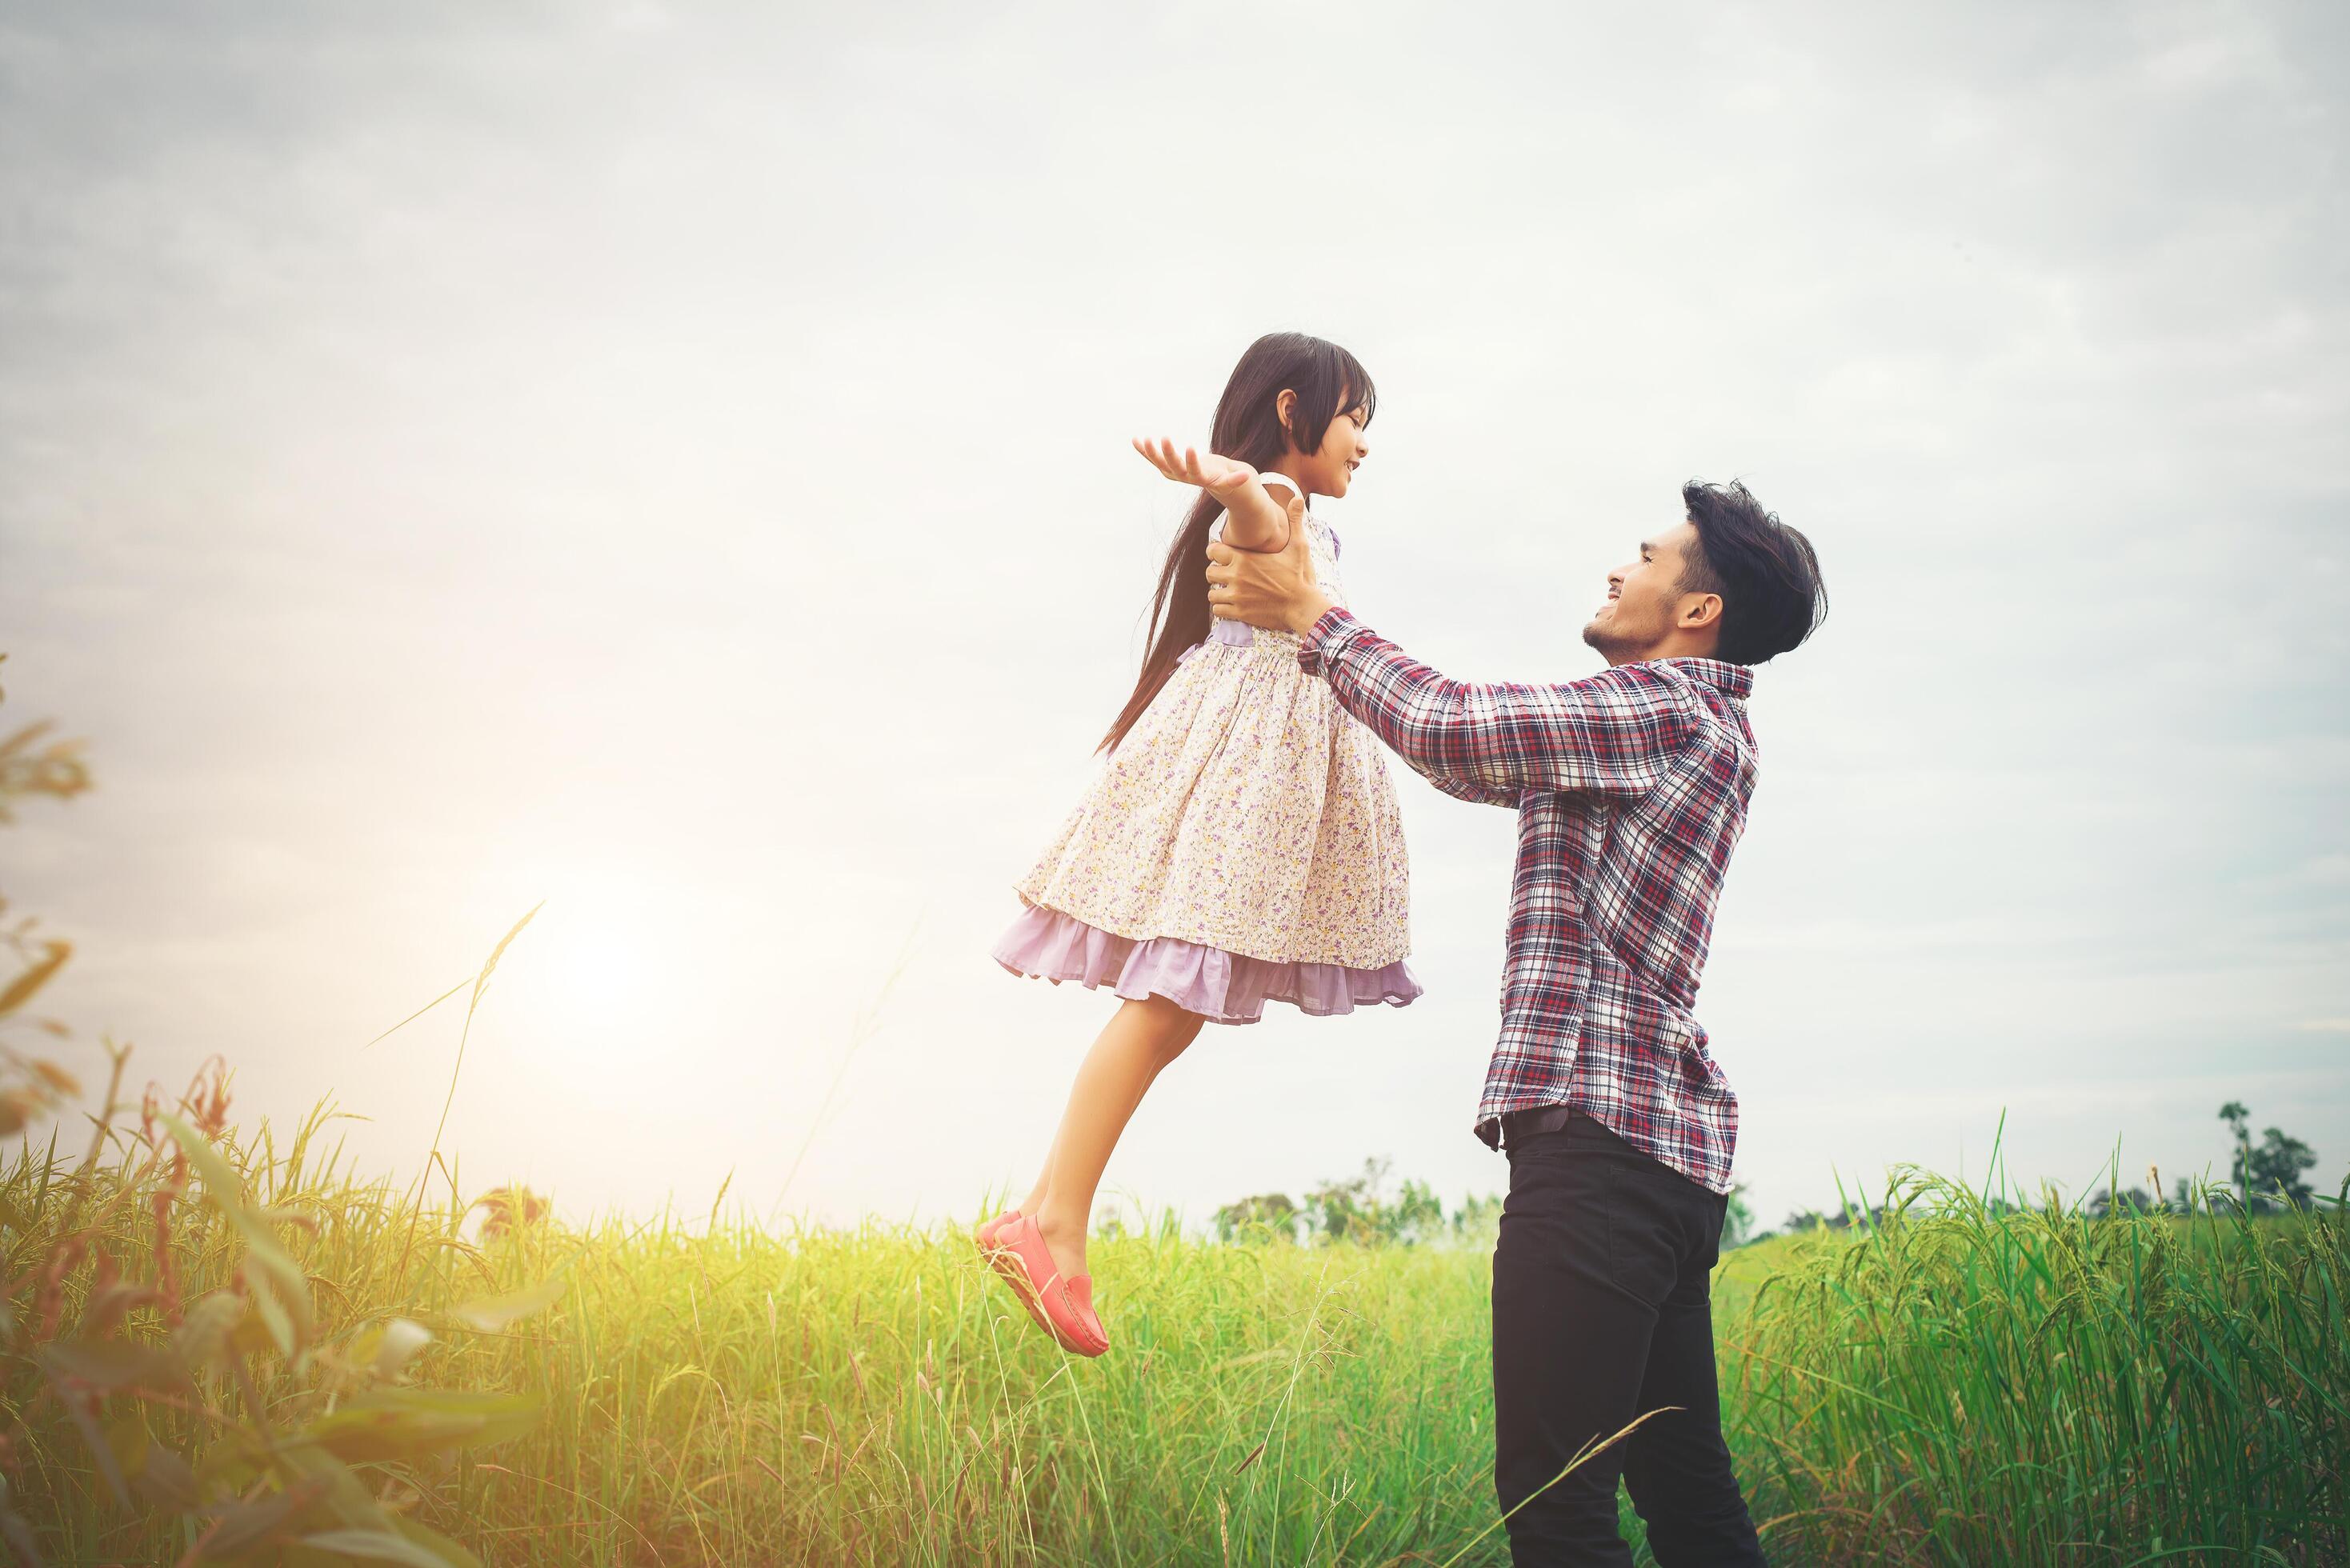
1204, 479, 1825, 1566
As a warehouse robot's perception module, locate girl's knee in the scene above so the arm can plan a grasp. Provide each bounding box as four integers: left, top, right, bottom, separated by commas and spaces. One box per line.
1131, 993, 1195, 1026
1143, 998, 1205, 1058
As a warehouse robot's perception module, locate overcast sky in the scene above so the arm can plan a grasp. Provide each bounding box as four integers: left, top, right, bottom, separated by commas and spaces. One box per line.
3, 0, 2344, 1232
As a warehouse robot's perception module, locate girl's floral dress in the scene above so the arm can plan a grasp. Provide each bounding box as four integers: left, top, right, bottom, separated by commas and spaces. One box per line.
994, 504, 1417, 1022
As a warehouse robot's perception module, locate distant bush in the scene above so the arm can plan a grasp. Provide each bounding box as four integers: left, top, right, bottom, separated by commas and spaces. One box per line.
2221, 1099, 2321, 1211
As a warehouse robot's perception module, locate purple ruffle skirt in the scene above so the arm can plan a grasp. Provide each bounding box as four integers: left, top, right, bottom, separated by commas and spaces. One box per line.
992, 903, 1422, 1026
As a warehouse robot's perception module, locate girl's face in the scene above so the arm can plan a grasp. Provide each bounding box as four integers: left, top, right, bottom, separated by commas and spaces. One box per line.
1273, 390, 1371, 499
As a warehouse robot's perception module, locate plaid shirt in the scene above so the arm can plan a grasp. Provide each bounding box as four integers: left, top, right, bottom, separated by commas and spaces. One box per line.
1299, 608, 1757, 1194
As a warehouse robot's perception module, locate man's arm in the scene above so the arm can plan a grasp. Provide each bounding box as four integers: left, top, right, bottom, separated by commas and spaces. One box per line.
1299, 610, 1699, 798
1203, 516, 1700, 798
1419, 767, 1524, 811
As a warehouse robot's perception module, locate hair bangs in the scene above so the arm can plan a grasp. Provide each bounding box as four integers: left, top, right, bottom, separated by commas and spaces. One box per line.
1335, 346, 1378, 428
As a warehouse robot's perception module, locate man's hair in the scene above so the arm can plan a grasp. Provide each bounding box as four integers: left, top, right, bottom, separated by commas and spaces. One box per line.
1677, 480, 1827, 666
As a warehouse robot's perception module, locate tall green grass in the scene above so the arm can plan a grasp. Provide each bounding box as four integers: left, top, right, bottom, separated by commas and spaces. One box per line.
6, 1111, 2343, 1566
7, 1106, 1506, 1566
1721, 1170, 2348, 1566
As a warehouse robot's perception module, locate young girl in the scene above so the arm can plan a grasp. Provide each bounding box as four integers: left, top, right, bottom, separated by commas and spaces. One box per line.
980, 331, 1416, 1355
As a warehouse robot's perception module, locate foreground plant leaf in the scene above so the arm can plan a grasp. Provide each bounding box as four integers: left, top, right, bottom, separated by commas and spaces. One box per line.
343, 1317, 434, 1382
0, 938, 68, 1017
162, 1112, 315, 1361
297, 1526, 466, 1567
0, 1474, 45, 1568
383, 1515, 485, 1568
450, 1270, 567, 1333
132, 1446, 202, 1512
54, 1382, 130, 1507
194, 1441, 262, 1502
172, 1290, 246, 1372
104, 1411, 150, 1479
194, 1481, 322, 1558
272, 1443, 414, 1537
282, 1513, 485, 1568
290, 1388, 542, 1464
37, 1337, 188, 1394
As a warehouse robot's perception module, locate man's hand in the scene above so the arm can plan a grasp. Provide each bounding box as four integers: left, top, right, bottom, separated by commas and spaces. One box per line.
1204, 494, 1335, 637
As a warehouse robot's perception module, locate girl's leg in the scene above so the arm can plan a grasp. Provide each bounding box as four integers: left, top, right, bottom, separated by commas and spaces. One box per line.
1015, 1127, 1059, 1221
1033, 995, 1204, 1279
1016, 998, 1199, 1219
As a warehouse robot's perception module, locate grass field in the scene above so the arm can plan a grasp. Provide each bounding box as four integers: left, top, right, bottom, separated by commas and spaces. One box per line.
3, 1093, 2344, 1567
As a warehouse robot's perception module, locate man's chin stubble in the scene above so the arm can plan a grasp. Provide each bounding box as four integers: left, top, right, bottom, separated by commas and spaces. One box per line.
1583, 621, 1659, 665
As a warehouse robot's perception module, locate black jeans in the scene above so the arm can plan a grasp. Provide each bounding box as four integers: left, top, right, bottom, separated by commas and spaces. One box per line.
1491, 1111, 1766, 1566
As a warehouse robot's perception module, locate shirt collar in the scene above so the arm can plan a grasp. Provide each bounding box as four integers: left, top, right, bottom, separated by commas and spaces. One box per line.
1659, 657, 1754, 699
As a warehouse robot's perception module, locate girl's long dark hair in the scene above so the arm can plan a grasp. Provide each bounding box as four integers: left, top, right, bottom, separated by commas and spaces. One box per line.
1100, 331, 1376, 754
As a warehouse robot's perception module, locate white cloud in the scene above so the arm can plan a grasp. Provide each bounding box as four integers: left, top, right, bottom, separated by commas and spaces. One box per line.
2, 0, 2344, 1226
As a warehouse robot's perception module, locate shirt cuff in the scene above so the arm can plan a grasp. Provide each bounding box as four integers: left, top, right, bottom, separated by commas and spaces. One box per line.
1295, 606, 1362, 677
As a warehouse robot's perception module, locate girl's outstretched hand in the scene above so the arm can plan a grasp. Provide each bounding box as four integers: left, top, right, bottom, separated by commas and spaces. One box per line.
1133, 436, 1292, 550
1131, 437, 1259, 502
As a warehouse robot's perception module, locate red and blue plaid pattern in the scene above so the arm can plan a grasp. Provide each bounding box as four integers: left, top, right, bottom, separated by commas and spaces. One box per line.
1301, 609, 1758, 1194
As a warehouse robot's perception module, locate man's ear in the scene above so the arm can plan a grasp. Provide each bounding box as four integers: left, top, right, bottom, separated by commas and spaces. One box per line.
1679, 593, 1723, 631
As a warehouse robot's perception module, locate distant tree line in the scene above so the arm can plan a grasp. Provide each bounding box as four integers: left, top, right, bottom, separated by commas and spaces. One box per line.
1211, 1158, 1499, 1248
1751, 1100, 2328, 1244
1216, 1100, 2331, 1253
2079, 1102, 2320, 1220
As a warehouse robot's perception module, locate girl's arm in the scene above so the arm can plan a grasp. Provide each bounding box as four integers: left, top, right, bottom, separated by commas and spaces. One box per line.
1132, 438, 1293, 552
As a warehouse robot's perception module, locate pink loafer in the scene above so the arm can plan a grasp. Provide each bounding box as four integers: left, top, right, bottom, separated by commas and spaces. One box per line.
977, 1210, 1053, 1336
995, 1214, 1107, 1357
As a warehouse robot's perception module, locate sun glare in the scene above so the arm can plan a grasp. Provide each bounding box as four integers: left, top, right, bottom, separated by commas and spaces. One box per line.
474, 872, 691, 1071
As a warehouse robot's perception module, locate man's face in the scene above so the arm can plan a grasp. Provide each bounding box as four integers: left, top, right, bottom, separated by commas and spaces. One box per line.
1582, 520, 1703, 662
